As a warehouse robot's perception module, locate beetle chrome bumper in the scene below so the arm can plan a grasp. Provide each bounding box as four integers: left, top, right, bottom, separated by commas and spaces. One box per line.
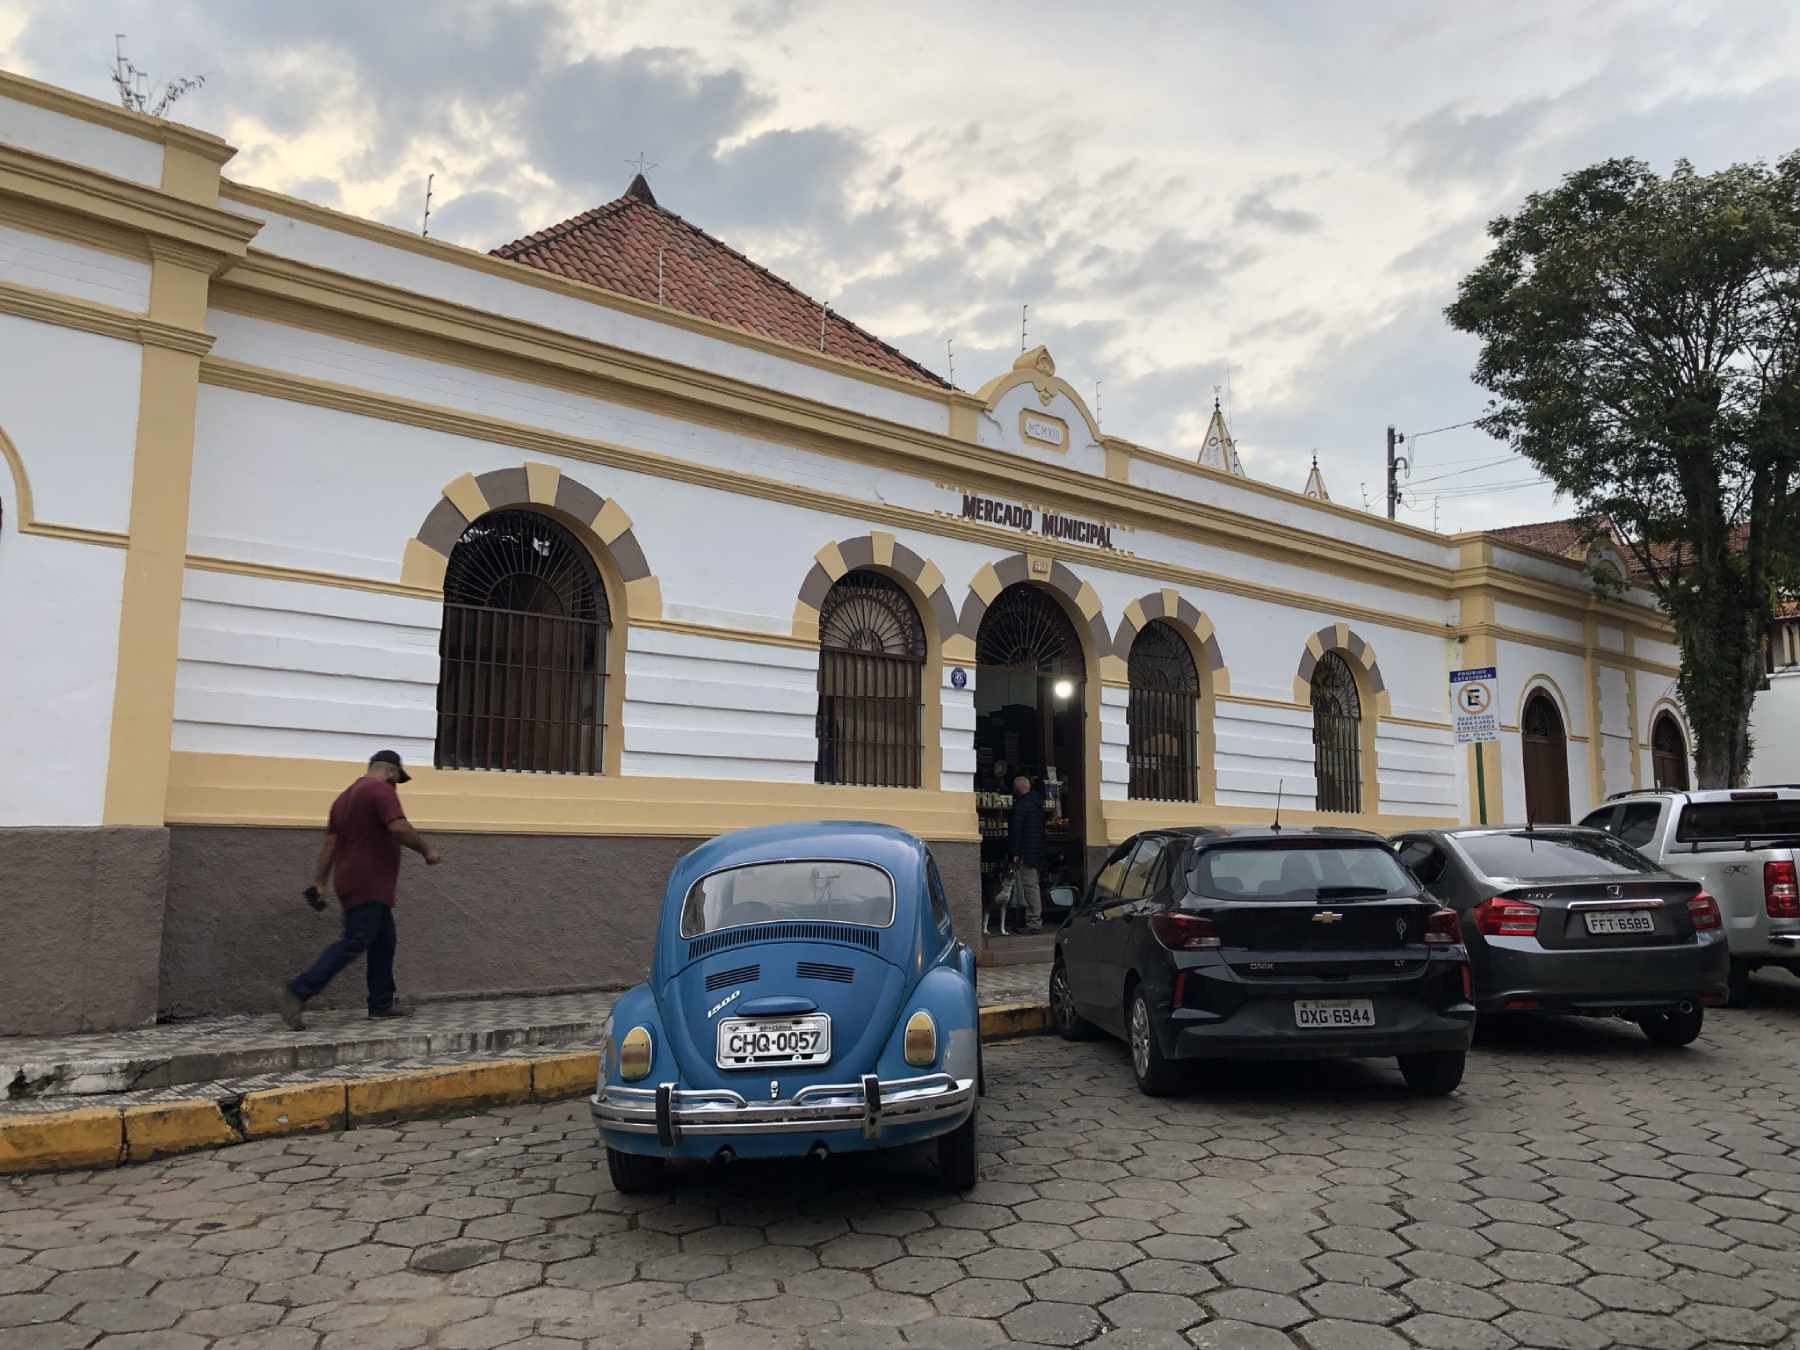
593, 1072, 974, 1144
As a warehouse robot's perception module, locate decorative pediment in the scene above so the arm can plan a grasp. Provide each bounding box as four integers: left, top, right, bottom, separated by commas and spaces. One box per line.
975, 344, 1103, 443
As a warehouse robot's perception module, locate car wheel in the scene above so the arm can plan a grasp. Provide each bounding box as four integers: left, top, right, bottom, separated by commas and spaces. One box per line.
606, 1147, 665, 1195
1638, 1003, 1704, 1047
1050, 958, 1099, 1041
1127, 986, 1182, 1097
1398, 1051, 1466, 1096
938, 1107, 978, 1190
1727, 959, 1754, 1006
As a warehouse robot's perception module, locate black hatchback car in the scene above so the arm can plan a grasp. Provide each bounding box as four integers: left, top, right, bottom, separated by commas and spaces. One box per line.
1050, 827, 1475, 1097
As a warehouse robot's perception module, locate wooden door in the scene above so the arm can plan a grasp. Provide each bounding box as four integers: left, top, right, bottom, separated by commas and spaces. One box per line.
1521, 692, 1572, 824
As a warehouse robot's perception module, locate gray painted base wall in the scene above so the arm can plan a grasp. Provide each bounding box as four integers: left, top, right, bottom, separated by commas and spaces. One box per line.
162, 828, 987, 1020
0, 827, 169, 1036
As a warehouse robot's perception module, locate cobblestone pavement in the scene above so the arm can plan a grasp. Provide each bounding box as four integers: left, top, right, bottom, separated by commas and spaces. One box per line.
4, 984, 1800, 1349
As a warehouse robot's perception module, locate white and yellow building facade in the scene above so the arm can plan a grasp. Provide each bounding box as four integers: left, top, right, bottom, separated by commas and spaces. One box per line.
0, 72, 1693, 1033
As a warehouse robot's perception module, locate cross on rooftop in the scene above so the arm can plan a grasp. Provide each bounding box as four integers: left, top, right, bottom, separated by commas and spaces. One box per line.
626, 152, 659, 175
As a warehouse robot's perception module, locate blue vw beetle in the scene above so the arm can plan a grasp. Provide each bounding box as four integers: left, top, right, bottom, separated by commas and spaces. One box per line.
592, 821, 982, 1191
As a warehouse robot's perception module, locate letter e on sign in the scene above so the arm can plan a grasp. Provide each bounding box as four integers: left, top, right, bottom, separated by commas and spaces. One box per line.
1449, 666, 1499, 744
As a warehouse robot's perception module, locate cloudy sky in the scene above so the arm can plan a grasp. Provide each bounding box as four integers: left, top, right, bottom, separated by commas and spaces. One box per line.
6, 0, 1798, 531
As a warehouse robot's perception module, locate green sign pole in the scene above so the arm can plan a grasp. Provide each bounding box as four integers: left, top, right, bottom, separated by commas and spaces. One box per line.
1475, 741, 1489, 825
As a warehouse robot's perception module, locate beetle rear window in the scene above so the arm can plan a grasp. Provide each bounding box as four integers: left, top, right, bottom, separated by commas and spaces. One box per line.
680, 861, 895, 938
1190, 844, 1417, 902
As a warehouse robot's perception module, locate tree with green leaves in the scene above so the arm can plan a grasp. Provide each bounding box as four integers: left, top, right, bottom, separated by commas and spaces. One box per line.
1448, 155, 1800, 788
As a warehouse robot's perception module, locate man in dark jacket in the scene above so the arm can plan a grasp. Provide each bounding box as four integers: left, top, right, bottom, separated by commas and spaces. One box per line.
1008, 774, 1047, 933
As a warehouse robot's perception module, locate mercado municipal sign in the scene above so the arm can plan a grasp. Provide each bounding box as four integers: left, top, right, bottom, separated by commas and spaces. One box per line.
959, 492, 1118, 550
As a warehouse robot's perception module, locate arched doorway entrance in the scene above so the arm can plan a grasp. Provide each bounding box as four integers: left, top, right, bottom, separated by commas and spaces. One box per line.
1651, 712, 1690, 790
974, 583, 1088, 917
1521, 690, 1572, 824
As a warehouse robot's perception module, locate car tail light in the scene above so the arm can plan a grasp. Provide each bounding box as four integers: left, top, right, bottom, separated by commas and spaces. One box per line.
1473, 897, 1539, 937
1150, 912, 1221, 950
1460, 964, 1473, 1001
619, 1026, 654, 1080
903, 1011, 937, 1068
1766, 862, 1799, 919
1688, 891, 1722, 931
1424, 908, 1461, 945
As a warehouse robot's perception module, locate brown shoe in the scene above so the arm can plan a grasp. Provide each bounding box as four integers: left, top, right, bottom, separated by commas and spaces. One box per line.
276, 985, 306, 1031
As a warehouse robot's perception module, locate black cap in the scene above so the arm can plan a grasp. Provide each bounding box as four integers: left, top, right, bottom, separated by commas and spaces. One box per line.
370, 749, 411, 784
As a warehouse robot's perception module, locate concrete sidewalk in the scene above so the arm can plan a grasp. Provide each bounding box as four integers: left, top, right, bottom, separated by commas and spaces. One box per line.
1, 963, 1051, 1173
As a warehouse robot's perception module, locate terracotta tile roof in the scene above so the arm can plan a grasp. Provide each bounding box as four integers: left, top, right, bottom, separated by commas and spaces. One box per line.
1486, 517, 1598, 560
493, 175, 948, 390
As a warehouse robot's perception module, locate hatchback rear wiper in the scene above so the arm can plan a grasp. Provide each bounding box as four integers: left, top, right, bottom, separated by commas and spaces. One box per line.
1314, 886, 1391, 900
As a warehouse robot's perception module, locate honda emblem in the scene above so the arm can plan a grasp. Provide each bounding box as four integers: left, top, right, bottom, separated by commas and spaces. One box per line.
1606, 884, 1623, 897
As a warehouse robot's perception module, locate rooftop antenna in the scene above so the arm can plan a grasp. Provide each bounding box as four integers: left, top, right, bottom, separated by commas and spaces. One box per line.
1021, 303, 1030, 353
946, 338, 955, 385
1095, 380, 1102, 429
1433, 497, 1441, 532
421, 173, 434, 237
819, 299, 832, 353
1273, 779, 1284, 833
109, 34, 205, 118
1360, 482, 1372, 511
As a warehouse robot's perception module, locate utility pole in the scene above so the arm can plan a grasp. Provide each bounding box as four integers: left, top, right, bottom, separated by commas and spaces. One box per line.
1385, 425, 1408, 519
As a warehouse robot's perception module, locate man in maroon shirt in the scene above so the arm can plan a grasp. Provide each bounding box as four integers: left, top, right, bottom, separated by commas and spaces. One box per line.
278, 750, 440, 1028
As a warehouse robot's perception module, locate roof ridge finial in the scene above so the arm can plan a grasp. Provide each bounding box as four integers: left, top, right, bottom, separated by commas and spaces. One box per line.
623, 153, 659, 207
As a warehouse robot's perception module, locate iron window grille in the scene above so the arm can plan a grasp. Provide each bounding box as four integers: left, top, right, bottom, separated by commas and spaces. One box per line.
1128, 620, 1200, 802
1311, 651, 1363, 814
976, 583, 1084, 676
435, 509, 608, 774
1651, 713, 1689, 790
815, 570, 926, 788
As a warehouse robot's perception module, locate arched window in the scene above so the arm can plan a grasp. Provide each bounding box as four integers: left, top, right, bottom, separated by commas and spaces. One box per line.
1522, 690, 1572, 823
1311, 652, 1363, 813
436, 509, 608, 774
815, 570, 926, 788
1128, 620, 1199, 802
1652, 712, 1689, 790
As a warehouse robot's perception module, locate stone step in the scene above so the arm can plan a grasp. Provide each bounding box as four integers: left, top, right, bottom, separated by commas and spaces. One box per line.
978, 932, 1057, 967
0, 990, 617, 1102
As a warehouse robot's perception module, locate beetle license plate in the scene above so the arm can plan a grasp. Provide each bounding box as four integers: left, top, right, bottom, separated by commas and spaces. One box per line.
1585, 910, 1655, 935
716, 1015, 831, 1069
1294, 999, 1376, 1029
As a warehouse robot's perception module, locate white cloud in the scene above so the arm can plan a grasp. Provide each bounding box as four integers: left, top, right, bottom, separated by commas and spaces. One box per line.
6, 0, 1797, 532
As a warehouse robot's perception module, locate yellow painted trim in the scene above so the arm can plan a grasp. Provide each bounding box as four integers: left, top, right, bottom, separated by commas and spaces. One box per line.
1223, 692, 1307, 714
0, 1107, 123, 1174
592, 496, 633, 546
0, 143, 257, 265
102, 254, 212, 826
0, 424, 37, 527
0, 276, 216, 354
815, 540, 849, 583
974, 346, 1105, 446
1124, 599, 1147, 631
970, 562, 1002, 607
870, 530, 896, 568
1101, 798, 1461, 842
1099, 654, 1129, 683
166, 751, 982, 841
397, 539, 449, 592
1074, 580, 1103, 623
194, 352, 1677, 653
525, 460, 560, 506
944, 634, 976, 663
915, 560, 945, 598
623, 576, 664, 623
791, 599, 822, 646
1516, 673, 1577, 730
0, 70, 236, 171
442, 471, 488, 524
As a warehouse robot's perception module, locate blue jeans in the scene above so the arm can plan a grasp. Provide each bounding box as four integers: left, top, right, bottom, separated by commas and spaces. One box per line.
289, 901, 396, 1013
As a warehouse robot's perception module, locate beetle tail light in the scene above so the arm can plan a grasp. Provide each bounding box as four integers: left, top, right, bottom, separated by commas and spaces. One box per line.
1150, 912, 1221, 950
619, 1026, 654, 1080
1688, 891, 1723, 931
1424, 908, 1461, 945
1765, 862, 1799, 919
1473, 896, 1540, 937
903, 1011, 937, 1068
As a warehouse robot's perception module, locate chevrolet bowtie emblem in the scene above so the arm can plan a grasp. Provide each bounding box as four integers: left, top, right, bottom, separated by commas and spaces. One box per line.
1312, 911, 1345, 924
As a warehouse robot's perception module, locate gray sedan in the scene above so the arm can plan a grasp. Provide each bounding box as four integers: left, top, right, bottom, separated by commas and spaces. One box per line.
1389, 826, 1730, 1046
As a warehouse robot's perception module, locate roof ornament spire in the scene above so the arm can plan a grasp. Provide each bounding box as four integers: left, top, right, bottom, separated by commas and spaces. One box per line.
623, 153, 659, 206
1302, 454, 1331, 502
1197, 397, 1248, 478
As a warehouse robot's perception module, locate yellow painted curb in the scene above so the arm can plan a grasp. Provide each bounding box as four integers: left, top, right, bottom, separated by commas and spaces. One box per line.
123, 1100, 238, 1163
532, 1051, 600, 1102
241, 1082, 347, 1138
346, 1059, 532, 1125
980, 1001, 1050, 1041
0, 1106, 122, 1174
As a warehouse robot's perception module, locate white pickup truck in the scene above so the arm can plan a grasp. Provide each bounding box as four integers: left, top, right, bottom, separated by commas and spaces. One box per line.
1580, 787, 1800, 1002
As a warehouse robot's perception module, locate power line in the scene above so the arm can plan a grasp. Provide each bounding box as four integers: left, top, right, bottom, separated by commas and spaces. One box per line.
1408, 454, 1521, 487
